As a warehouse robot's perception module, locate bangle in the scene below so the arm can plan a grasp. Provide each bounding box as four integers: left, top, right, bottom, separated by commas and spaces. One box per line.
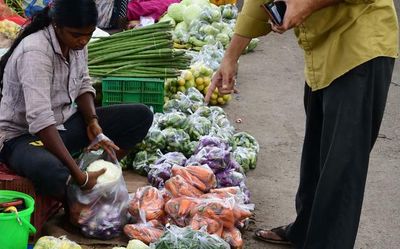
86, 114, 99, 125
80, 171, 89, 188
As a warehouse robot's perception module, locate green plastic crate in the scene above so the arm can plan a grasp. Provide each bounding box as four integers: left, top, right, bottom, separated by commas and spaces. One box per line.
102, 77, 164, 113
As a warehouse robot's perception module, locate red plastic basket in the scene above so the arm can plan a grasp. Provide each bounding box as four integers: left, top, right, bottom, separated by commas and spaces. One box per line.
0, 163, 62, 240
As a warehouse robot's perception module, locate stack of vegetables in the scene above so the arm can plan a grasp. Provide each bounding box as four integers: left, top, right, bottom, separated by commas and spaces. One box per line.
160, 0, 259, 53
0, 19, 20, 39
124, 165, 254, 248
164, 62, 232, 106
123, 87, 259, 174
87, 22, 191, 78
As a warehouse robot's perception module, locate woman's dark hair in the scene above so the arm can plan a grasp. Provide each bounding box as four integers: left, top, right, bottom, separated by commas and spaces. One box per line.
0, 0, 98, 95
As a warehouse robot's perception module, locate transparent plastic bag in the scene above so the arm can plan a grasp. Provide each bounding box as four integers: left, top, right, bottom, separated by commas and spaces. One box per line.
128, 186, 166, 222
150, 225, 230, 249
185, 115, 212, 140
33, 235, 81, 249
67, 137, 129, 239
124, 220, 164, 245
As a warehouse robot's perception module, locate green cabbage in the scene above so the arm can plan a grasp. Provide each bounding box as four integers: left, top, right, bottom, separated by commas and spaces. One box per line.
183, 5, 203, 26
168, 3, 187, 22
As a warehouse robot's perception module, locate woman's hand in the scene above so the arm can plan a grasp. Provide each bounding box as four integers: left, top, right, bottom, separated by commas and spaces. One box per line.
86, 119, 119, 159
205, 57, 239, 103
76, 169, 106, 191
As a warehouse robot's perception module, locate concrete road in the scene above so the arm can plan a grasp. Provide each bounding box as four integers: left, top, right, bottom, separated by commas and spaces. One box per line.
225, 7, 400, 249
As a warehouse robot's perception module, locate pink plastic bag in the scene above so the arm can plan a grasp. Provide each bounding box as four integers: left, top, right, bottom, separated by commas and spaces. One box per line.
127, 0, 180, 21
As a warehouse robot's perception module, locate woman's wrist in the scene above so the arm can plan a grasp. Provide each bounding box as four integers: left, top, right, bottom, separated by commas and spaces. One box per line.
85, 114, 99, 125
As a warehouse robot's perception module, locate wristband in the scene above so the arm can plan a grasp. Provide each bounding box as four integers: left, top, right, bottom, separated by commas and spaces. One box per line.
80, 171, 89, 188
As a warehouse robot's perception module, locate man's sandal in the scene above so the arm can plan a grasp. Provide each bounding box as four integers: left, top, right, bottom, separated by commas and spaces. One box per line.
254, 225, 293, 245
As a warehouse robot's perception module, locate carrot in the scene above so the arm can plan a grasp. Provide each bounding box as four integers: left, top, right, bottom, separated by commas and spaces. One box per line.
222, 227, 244, 249
165, 175, 203, 198
171, 166, 207, 192
128, 186, 165, 221
210, 186, 240, 195
191, 201, 235, 229
165, 197, 199, 226
190, 214, 223, 237
185, 165, 217, 191
123, 224, 164, 244
233, 206, 252, 221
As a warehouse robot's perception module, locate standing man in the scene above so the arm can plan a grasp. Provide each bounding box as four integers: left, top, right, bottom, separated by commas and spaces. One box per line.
206, 0, 399, 248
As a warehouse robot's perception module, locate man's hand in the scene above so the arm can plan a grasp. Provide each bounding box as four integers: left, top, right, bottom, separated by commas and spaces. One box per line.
270, 0, 314, 33
271, 0, 342, 33
205, 58, 239, 104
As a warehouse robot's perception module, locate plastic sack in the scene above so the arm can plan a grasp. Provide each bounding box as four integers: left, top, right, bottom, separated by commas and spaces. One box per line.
164, 196, 199, 227
131, 150, 160, 175
185, 115, 212, 140
150, 225, 230, 249
232, 132, 260, 153
124, 220, 164, 245
222, 227, 243, 249
171, 165, 216, 192
161, 127, 190, 152
128, 186, 165, 222
232, 146, 258, 173
147, 152, 187, 189
34, 236, 81, 249
67, 145, 129, 239
158, 112, 187, 129
165, 175, 204, 198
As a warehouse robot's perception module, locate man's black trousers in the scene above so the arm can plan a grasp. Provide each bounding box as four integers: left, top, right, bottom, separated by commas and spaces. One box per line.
286, 56, 395, 249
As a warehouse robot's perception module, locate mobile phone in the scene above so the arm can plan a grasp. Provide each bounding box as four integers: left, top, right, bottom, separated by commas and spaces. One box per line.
261, 1, 287, 26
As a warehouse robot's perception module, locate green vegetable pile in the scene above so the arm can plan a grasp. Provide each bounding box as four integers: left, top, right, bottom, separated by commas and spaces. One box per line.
88, 22, 191, 78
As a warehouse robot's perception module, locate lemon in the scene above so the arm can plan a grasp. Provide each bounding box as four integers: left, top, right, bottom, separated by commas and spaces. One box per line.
183, 70, 193, 81
197, 84, 205, 91
210, 99, 218, 105
217, 97, 225, 104
203, 77, 211, 85
222, 94, 232, 102
178, 86, 186, 93
195, 77, 204, 85
193, 70, 200, 78
211, 93, 218, 100
178, 78, 185, 86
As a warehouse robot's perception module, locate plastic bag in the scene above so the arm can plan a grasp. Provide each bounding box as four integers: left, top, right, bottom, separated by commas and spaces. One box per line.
34, 236, 81, 249
185, 115, 212, 140
124, 220, 164, 245
150, 225, 230, 249
165, 175, 204, 198
128, 186, 165, 222
232, 146, 258, 173
67, 140, 129, 239
161, 127, 190, 152
171, 165, 216, 192
164, 196, 199, 226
